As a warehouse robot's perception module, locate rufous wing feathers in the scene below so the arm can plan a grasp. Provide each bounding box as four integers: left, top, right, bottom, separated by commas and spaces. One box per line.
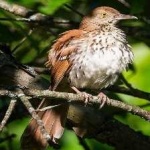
21, 29, 83, 150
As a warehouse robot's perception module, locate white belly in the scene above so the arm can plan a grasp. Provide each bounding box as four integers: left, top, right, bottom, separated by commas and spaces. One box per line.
68, 38, 133, 89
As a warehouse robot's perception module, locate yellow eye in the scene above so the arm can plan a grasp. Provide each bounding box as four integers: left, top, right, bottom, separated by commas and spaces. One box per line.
101, 13, 106, 18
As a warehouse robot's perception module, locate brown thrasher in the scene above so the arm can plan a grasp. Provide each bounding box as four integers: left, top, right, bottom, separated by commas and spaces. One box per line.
21, 6, 137, 150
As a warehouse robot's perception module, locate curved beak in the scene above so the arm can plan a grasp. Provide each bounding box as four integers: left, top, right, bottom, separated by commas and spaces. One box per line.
116, 14, 138, 20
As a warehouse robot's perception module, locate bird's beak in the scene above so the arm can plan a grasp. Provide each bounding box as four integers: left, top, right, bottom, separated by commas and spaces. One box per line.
116, 14, 138, 20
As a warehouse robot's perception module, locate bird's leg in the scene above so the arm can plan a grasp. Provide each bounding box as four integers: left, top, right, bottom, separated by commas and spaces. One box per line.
71, 86, 92, 105
97, 92, 109, 109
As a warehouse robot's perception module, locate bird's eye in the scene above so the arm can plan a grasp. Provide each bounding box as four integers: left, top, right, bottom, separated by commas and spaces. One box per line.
101, 13, 106, 18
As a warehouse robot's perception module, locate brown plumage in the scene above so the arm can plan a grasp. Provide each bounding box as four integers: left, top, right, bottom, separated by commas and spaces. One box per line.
21, 6, 137, 150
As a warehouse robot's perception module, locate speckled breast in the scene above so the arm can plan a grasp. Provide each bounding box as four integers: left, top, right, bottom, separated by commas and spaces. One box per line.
68, 28, 133, 89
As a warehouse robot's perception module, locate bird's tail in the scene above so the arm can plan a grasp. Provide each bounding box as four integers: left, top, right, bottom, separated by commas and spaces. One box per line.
20, 100, 69, 150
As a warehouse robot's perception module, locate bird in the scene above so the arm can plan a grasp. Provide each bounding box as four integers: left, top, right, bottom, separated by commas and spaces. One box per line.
21, 6, 137, 150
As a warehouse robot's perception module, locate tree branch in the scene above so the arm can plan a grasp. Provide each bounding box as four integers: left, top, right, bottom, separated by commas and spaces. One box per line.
18, 93, 51, 145
0, 0, 77, 28
0, 88, 150, 121
0, 0, 34, 17
0, 99, 17, 132
95, 119, 150, 150
107, 85, 150, 100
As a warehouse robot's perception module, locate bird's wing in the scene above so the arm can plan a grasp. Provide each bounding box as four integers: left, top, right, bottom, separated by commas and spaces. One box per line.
46, 29, 83, 90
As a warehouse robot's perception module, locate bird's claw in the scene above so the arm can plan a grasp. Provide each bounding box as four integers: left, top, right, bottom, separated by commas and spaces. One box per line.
71, 86, 92, 106
97, 92, 108, 109
81, 92, 92, 106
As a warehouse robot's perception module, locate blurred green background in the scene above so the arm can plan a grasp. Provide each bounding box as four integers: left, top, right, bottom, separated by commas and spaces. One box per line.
0, 0, 150, 149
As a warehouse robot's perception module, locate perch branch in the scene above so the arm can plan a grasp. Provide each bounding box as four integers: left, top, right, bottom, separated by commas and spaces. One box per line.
0, 89, 150, 121
24, 89, 150, 121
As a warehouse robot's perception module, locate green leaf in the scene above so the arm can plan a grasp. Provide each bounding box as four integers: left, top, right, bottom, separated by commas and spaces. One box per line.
39, 0, 71, 15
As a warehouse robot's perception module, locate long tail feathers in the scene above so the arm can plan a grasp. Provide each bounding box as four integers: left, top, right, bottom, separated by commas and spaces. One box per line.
20, 101, 69, 150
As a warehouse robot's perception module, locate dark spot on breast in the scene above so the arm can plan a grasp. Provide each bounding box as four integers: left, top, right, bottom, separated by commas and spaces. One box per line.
105, 38, 108, 43
91, 47, 95, 52
111, 49, 116, 55
106, 45, 109, 50
90, 42, 94, 47
121, 44, 124, 48
119, 48, 123, 55
82, 71, 85, 76
100, 47, 105, 54
80, 60, 83, 64
93, 39, 96, 42
75, 73, 78, 79
101, 27, 104, 32
99, 39, 102, 43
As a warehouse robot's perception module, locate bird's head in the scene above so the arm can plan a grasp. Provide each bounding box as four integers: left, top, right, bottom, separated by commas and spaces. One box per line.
80, 6, 137, 30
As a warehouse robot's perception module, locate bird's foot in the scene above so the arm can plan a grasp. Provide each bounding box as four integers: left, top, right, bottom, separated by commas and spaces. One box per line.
81, 92, 92, 105
71, 86, 92, 106
97, 92, 109, 109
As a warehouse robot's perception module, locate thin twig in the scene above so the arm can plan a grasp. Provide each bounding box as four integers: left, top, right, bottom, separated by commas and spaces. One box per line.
0, 15, 75, 25
12, 29, 33, 53
33, 67, 49, 74
0, 0, 77, 28
18, 93, 51, 143
0, 17, 34, 22
17, 64, 37, 78
0, 99, 17, 132
116, 0, 130, 7
107, 85, 150, 100
120, 74, 133, 90
64, 4, 84, 17
0, 44, 37, 77
36, 103, 63, 112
